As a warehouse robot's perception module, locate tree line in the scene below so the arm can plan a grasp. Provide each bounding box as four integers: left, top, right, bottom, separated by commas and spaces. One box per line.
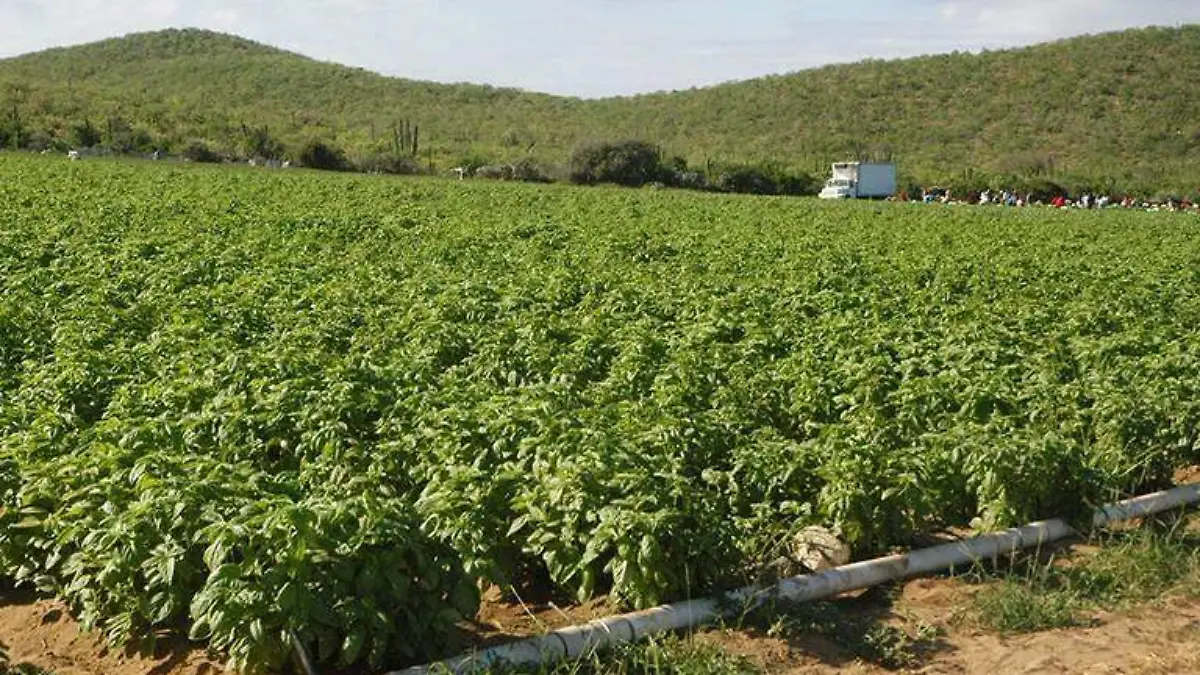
7, 111, 1196, 202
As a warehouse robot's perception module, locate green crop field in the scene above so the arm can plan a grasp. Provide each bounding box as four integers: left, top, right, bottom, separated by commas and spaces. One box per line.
1, 154, 1198, 672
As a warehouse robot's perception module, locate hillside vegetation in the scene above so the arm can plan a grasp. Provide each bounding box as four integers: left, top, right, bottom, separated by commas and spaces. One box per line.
1, 26, 1199, 193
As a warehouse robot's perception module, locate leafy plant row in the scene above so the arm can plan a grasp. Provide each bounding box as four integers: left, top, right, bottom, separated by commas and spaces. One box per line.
0, 154, 1197, 671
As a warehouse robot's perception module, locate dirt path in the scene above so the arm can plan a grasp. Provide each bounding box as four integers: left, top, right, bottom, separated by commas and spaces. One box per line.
919, 601, 1200, 675
703, 579, 1200, 674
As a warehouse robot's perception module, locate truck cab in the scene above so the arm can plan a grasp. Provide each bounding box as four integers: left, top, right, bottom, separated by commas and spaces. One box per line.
819, 178, 856, 200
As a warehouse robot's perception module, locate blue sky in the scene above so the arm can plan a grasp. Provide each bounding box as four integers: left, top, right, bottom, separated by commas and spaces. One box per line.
2, 1, 1199, 97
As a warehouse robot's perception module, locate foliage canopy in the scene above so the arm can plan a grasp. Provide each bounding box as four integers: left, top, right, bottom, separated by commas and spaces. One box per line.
1, 154, 1199, 671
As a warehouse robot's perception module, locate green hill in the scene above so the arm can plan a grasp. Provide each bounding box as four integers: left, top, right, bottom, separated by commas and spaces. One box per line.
1, 26, 1199, 194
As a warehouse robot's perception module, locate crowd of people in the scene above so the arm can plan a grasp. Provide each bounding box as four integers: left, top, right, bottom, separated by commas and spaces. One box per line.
904, 187, 1200, 213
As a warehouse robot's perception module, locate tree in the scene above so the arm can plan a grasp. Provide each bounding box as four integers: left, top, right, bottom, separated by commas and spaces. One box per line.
240, 124, 284, 160
101, 116, 149, 152
0, 83, 27, 150
70, 119, 102, 148
392, 119, 419, 157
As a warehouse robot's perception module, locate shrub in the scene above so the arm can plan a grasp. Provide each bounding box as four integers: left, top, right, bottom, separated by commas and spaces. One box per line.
945, 177, 990, 202
357, 153, 423, 175
1017, 178, 1068, 202
706, 163, 819, 196
453, 152, 491, 176
474, 164, 513, 180
711, 164, 778, 195
656, 156, 709, 191
774, 170, 820, 196
569, 140, 665, 187
672, 170, 708, 190
21, 129, 55, 153
182, 141, 222, 163
511, 158, 552, 183
297, 140, 349, 172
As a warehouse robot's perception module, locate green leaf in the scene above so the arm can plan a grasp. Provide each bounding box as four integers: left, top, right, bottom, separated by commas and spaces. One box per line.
340, 630, 366, 666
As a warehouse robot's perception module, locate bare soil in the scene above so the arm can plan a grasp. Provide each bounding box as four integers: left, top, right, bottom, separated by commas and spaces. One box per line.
468, 584, 623, 647
1177, 465, 1200, 486
0, 589, 223, 675
703, 580, 1200, 674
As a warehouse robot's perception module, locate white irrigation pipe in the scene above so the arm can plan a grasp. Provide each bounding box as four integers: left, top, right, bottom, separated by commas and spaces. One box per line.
389, 483, 1200, 675
290, 630, 320, 675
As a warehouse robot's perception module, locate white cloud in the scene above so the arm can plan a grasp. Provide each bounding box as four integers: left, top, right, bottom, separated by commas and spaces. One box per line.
1, 0, 184, 53
209, 9, 240, 30
932, 0, 1196, 44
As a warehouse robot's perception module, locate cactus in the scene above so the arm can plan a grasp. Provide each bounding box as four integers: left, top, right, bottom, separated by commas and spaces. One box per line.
391, 119, 420, 157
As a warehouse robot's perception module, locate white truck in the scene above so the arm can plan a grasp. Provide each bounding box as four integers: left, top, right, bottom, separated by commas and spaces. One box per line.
818, 162, 896, 200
